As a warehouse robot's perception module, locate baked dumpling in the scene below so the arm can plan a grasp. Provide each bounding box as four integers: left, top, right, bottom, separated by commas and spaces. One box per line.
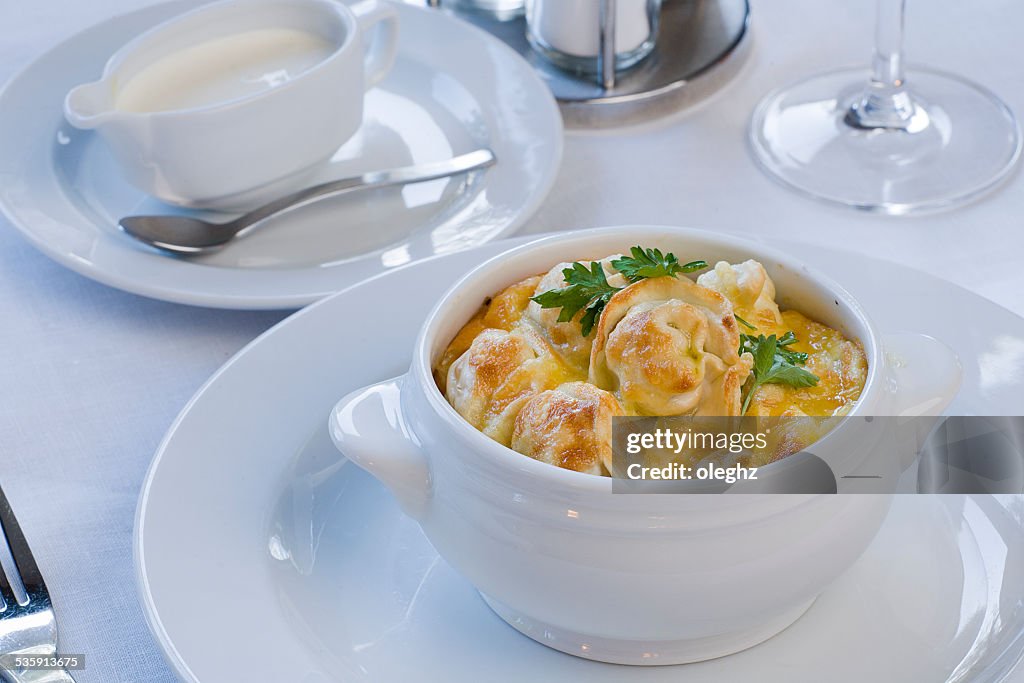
697, 260, 783, 328
525, 256, 628, 371
589, 276, 754, 416
445, 326, 575, 446
511, 382, 623, 475
434, 275, 542, 393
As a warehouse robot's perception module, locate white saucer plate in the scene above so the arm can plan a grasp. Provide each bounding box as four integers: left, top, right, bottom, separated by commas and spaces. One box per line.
136, 238, 1024, 682
0, 0, 562, 309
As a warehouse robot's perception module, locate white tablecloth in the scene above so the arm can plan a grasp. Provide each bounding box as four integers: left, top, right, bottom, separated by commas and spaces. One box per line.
2, 1, 1022, 681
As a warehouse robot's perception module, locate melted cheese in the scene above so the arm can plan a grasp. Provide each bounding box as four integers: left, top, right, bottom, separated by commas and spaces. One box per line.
745, 310, 867, 418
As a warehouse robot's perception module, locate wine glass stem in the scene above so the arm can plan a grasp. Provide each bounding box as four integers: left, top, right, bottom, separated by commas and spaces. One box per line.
872, 0, 905, 88
845, 0, 923, 131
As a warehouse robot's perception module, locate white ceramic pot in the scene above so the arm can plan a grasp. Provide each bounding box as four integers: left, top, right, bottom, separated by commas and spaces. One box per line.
64, 0, 398, 210
329, 226, 962, 665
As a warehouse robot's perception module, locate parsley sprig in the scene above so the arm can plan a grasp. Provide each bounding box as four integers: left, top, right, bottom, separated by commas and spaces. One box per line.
611, 247, 707, 283
530, 261, 621, 337
739, 331, 819, 414
530, 246, 707, 336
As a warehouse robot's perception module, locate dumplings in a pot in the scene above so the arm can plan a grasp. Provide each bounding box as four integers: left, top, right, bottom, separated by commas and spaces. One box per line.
589, 277, 754, 416
435, 246, 869, 477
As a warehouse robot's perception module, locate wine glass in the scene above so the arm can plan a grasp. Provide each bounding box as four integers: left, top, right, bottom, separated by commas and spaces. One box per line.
749, 0, 1021, 215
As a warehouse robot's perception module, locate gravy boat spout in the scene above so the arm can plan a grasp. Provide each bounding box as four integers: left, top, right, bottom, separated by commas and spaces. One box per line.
64, 81, 116, 129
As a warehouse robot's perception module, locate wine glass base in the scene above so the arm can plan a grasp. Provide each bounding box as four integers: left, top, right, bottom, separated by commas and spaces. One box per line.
750, 67, 1022, 215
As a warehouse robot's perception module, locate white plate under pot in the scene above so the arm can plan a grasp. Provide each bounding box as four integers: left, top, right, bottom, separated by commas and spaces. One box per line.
0, 0, 562, 309
136, 237, 1024, 682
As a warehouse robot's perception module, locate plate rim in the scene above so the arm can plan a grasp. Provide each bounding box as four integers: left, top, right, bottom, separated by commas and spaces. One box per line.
0, 0, 563, 310
134, 233, 1024, 682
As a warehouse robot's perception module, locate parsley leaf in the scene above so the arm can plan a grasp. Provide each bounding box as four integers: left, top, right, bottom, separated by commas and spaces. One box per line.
611, 246, 707, 283
739, 333, 820, 414
530, 261, 621, 336
775, 330, 809, 365
763, 363, 820, 387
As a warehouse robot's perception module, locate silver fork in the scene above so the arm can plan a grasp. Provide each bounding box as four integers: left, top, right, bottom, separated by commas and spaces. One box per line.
0, 485, 74, 683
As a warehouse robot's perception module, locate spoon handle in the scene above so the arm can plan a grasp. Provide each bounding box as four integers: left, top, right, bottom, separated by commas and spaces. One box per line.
234, 149, 496, 235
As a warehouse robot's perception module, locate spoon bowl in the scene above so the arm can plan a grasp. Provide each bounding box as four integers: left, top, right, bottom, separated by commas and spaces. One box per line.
119, 216, 241, 254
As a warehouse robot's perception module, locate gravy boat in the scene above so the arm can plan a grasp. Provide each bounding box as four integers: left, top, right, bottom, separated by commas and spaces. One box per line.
64, 0, 398, 211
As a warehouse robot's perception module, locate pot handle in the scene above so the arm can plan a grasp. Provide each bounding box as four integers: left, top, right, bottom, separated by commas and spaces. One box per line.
883, 333, 962, 417
883, 333, 962, 461
330, 375, 431, 519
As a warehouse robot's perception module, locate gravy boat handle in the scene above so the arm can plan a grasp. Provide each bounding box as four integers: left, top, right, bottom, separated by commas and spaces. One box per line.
330, 375, 431, 519
352, 0, 400, 88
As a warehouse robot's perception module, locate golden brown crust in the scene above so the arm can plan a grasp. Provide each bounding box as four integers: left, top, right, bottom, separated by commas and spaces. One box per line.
511, 382, 623, 475
589, 277, 752, 416
445, 328, 536, 429
445, 326, 578, 446
604, 301, 707, 408
434, 275, 542, 393
483, 275, 542, 329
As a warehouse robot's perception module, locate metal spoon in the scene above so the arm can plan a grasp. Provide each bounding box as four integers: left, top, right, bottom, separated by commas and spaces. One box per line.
119, 148, 496, 255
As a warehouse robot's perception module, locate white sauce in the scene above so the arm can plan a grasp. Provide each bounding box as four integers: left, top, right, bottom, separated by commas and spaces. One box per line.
115, 28, 335, 113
